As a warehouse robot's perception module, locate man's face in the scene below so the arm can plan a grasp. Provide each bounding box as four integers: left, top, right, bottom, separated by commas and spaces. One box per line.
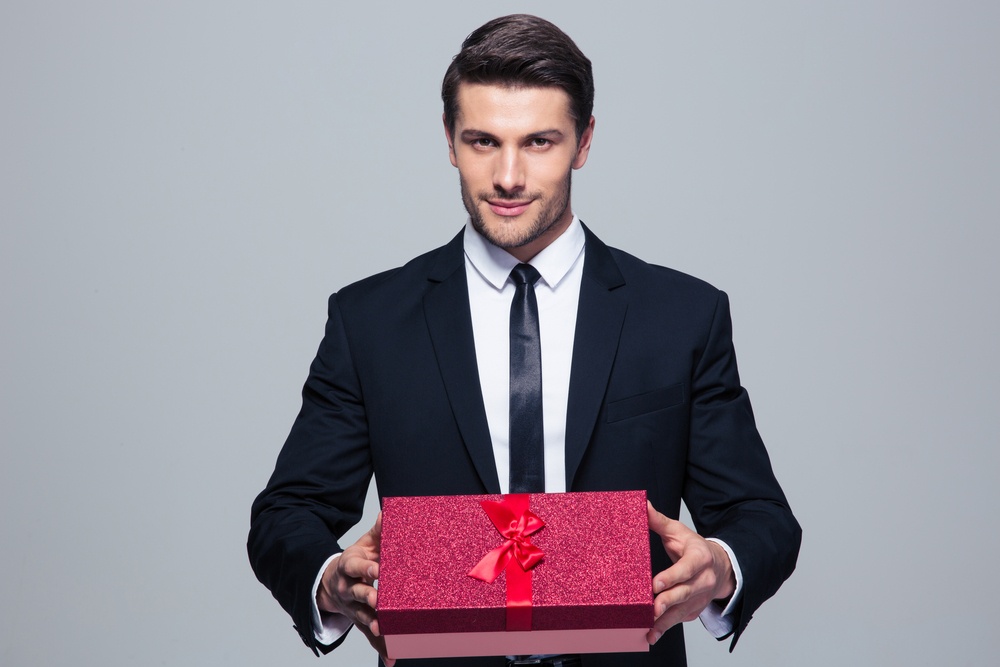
446, 83, 594, 262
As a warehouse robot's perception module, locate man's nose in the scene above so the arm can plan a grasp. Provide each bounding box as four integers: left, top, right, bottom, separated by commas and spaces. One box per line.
493, 147, 525, 193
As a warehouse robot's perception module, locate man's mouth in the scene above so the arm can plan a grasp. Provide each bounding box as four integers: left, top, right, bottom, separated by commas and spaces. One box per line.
487, 199, 533, 217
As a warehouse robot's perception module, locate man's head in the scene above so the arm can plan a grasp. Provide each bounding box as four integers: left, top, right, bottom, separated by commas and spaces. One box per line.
443, 15, 595, 261
442, 14, 594, 143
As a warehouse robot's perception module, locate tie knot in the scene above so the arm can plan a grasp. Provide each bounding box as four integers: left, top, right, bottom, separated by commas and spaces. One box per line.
510, 263, 541, 287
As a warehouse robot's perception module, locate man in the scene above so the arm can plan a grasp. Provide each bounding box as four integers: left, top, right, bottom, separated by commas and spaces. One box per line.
249, 14, 800, 667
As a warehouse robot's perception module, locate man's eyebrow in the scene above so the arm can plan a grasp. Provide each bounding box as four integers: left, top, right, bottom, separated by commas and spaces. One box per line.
459, 129, 497, 142
526, 129, 566, 140
459, 129, 566, 142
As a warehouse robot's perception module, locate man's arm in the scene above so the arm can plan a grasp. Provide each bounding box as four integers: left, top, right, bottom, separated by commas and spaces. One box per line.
676, 290, 802, 648
248, 293, 376, 654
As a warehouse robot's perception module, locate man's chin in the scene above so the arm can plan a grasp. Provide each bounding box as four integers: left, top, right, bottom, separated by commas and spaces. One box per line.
471, 213, 532, 247
475, 223, 540, 251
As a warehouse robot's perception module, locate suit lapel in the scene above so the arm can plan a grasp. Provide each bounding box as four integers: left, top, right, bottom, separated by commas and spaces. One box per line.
565, 225, 627, 489
423, 230, 501, 493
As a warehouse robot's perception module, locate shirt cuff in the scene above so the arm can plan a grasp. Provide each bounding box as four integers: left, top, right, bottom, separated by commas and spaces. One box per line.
698, 538, 743, 638
311, 552, 353, 645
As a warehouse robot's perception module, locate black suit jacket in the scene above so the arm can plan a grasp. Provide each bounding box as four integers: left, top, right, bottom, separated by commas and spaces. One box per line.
248, 225, 800, 666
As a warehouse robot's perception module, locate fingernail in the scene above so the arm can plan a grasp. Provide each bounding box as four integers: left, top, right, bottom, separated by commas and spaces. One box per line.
654, 580, 664, 593
650, 631, 661, 644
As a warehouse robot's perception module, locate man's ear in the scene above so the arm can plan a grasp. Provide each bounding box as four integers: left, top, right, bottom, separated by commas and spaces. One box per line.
443, 113, 458, 167
572, 115, 596, 170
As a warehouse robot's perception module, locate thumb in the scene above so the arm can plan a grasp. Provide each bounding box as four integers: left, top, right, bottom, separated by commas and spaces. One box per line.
646, 501, 674, 537
360, 512, 383, 551
360, 512, 384, 580
370, 511, 383, 545
647, 501, 685, 560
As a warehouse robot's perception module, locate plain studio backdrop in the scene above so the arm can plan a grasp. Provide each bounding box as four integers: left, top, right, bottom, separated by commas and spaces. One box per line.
2, 2, 997, 665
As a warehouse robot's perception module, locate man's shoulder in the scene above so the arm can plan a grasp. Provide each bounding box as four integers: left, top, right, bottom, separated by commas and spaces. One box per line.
597, 243, 730, 337
614, 247, 716, 287
332, 232, 462, 313
340, 245, 443, 292
596, 237, 723, 305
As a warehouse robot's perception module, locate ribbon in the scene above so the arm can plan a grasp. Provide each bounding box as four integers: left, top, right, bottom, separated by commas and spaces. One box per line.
467, 494, 545, 631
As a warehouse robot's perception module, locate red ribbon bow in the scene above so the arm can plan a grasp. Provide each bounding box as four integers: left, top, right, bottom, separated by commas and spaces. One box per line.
467, 494, 545, 631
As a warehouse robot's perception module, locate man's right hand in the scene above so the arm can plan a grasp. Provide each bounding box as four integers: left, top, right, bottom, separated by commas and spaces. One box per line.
316, 513, 394, 666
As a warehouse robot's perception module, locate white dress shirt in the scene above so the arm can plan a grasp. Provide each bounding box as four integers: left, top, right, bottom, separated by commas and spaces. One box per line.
463, 216, 585, 494
312, 217, 742, 644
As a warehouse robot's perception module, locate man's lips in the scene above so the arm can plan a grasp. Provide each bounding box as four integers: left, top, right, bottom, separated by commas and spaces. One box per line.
487, 199, 532, 217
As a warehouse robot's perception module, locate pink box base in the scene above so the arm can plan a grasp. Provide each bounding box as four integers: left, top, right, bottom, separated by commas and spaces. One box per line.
385, 627, 650, 660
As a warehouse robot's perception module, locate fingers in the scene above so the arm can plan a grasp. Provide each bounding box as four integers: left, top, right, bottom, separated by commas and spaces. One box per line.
343, 578, 378, 609
338, 515, 388, 625
318, 514, 385, 622
646, 501, 726, 644
355, 619, 395, 666
646, 589, 705, 644
653, 543, 711, 594
335, 552, 380, 612
324, 570, 380, 641
648, 565, 715, 644
338, 513, 385, 583
342, 599, 379, 631
339, 551, 379, 582
648, 547, 729, 646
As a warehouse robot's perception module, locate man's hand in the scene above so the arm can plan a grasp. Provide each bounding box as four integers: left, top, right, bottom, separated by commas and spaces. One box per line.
316, 513, 395, 666
646, 502, 736, 645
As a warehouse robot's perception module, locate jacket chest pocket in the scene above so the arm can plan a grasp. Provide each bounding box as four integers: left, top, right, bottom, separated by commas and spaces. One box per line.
605, 383, 685, 423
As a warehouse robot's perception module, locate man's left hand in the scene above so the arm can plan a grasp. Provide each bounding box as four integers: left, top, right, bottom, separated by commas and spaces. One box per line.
646, 501, 736, 644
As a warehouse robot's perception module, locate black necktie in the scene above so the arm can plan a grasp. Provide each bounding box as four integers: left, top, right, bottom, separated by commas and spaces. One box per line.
508, 263, 544, 493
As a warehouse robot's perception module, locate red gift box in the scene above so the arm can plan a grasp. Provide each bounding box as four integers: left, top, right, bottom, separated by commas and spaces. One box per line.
378, 490, 653, 659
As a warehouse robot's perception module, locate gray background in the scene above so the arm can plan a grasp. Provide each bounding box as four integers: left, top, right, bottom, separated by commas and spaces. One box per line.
2, 1, 997, 665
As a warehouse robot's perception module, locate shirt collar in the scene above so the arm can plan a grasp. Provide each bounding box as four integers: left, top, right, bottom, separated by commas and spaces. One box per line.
463, 216, 586, 290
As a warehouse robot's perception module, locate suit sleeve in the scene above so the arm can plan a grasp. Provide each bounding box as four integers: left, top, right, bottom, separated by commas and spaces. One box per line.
682, 290, 801, 650
248, 294, 373, 654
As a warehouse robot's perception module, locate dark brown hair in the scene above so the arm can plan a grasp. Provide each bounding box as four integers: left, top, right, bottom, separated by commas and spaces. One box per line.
442, 14, 594, 140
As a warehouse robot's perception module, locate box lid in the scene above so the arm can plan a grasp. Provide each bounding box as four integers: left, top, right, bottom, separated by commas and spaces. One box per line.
378, 490, 653, 635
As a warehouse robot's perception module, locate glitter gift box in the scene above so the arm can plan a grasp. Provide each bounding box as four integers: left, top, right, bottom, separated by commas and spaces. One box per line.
377, 490, 653, 660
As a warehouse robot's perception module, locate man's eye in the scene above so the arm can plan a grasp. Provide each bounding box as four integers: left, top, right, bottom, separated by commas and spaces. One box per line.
472, 138, 495, 148
529, 138, 550, 148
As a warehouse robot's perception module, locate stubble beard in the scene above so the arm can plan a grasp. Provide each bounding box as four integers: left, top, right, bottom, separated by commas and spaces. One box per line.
461, 170, 573, 251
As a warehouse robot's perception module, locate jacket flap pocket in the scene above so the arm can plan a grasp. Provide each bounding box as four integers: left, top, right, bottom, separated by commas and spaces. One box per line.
606, 384, 685, 423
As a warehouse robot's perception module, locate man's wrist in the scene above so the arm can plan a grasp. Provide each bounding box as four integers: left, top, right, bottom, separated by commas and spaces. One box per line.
705, 538, 742, 616
312, 552, 348, 643
708, 540, 735, 601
